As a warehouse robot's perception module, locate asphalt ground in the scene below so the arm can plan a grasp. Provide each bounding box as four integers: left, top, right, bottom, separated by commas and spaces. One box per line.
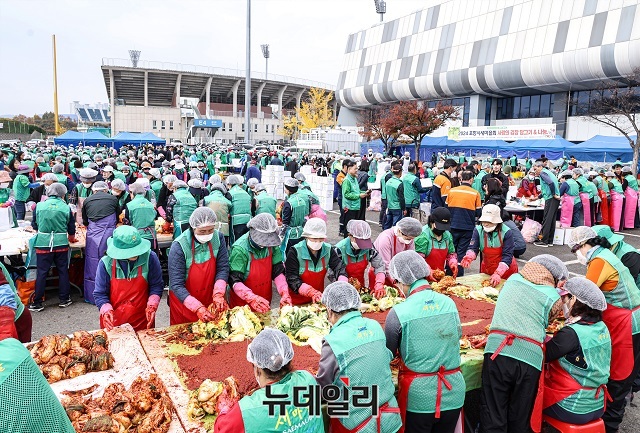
27, 205, 640, 431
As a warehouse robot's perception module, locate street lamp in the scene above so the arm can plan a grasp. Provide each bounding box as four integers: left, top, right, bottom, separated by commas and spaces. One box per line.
374, 0, 386, 22
260, 44, 270, 81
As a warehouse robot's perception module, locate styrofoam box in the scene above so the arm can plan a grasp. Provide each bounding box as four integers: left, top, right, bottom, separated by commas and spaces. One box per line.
268, 165, 284, 172
564, 228, 574, 245
553, 228, 565, 245
300, 165, 313, 175
283, 171, 291, 178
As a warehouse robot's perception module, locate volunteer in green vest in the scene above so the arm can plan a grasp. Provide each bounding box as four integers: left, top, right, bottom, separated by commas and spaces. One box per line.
285, 218, 348, 305
125, 181, 158, 249
295, 172, 327, 221
414, 206, 458, 277
573, 168, 595, 226
386, 251, 465, 433
472, 162, 490, 200
246, 177, 259, 203
383, 162, 405, 230
253, 183, 277, 217
149, 167, 164, 203
592, 225, 640, 290
543, 277, 611, 425
166, 180, 197, 239
335, 219, 386, 298
622, 165, 639, 229
403, 163, 428, 221
215, 328, 324, 433
379, 163, 392, 227
94, 225, 164, 332
368, 152, 380, 183
281, 177, 310, 255
533, 161, 560, 247
69, 167, 98, 226
317, 281, 402, 433
12, 164, 36, 220
29, 183, 77, 312
110, 178, 128, 209
0, 261, 31, 342
229, 213, 291, 312
35, 156, 51, 178
168, 208, 229, 325
342, 159, 369, 230
0, 171, 16, 229
567, 227, 640, 432
228, 175, 252, 244
480, 255, 567, 433
204, 182, 232, 245
52, 163, 71, 192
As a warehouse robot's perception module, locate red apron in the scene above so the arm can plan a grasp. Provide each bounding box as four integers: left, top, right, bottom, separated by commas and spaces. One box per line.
489, 329, 545, 432
329, 401, 401, 433
602, 303, 640, 381
425, 245, 448, 272
599, 189, 610, 227
100, 260, 149, 332
169, 241, 216, 325
345, 254, 369, 288
229, 251, 274, 308
480, 230, 518, 278
290, 257, 328, 305
543, 359, 611, 410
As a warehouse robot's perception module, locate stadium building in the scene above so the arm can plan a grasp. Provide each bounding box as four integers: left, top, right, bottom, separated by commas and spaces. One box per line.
336, 0, 640, 141
101, 58, 336, 144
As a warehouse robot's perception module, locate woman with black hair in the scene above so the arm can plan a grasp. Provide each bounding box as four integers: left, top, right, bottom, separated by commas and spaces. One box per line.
543, 277, 611, 425
484, 177, 506, 209
568, 226, 640, 433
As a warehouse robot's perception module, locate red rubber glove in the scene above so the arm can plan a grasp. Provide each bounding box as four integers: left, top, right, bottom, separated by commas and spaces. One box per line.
460, 251, 476, 268
279, 291, 292, 308
211, 293, 229, 313
145, 306, 157, 329
246, 294, 271, 313
299, 284, 323, 303
68, 235, 78, 243
196, 306, 216, 322
490, 262, 510, 287
101, 310, 114, 331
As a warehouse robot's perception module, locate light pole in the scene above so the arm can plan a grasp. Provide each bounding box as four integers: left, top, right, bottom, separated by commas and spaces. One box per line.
261, 44, 269, 81
245, 0, 251, 145
374, 0, 386, 22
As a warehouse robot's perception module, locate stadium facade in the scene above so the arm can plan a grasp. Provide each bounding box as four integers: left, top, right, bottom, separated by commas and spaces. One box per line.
101, 58, 336, 144
336, 0, 640, 142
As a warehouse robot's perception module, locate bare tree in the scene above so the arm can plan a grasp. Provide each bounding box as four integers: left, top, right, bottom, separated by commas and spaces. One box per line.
574, 68, 640, 173
356, 105, 397, 154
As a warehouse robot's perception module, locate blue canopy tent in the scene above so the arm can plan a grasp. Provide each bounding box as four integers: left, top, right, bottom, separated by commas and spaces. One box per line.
394, 136, 449, 162
360, 139, 386, 155
506, 135, 574, 160
446, 139, 506, 158
54, 130, 113, 146
568, 135, 637, 163
111, 132, 166, 150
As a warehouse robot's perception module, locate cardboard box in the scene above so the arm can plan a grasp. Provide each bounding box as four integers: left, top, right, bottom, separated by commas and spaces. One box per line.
553, 228, 565, 245
564, 228, 574, 245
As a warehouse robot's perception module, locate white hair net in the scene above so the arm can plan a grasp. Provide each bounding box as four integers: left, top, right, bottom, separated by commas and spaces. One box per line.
396, 217, 423, 238
189, 207, 217, 228
46, 183, 67, 198
42, 173, 58, 182
149, 168, 161, 179
389, 250, 431, 285
246, 328, 294, 371
188, 178, 203, 189
52, 163, 64, 174
566, 226, 597, 249
346, 220, 371, 239
528, 254, 569, 282
227, 175, 242, 186
284, 177, 299, 188
564, 277, 607, 311
302, 218, 327, 238
254, 183, 266, 193
321, 282, 361, 312
209, 174, 222, 184
129, 181, 146, 195
110, 179, 126, 191
137, 178, 150, 189
247, 213, 278, 232
189, 169, 203, 180
247, 178, 259, 187
91, 181, 109, 192
173, 180, 188, 189
294, 172, 306, 182
572, 168, 584, 176
210, 182, 227, 194
163, 174, 178, 184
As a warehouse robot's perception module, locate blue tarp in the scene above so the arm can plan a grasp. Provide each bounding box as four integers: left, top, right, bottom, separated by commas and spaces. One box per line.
111, 132, 166, 150
507, 136, 575, 160
54, 130, 112, 146
568, 135, 637, 163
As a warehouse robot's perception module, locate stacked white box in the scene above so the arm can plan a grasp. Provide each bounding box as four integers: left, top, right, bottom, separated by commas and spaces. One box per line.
263, 165, 286, 200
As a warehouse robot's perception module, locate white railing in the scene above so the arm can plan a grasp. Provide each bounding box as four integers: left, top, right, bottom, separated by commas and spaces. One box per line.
102, 58, 335, 90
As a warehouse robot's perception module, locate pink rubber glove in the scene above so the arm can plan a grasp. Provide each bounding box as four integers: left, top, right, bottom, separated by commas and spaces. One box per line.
460, 250, 476, 268
100, 303, 114, 330
274, 274, 292, 307
196, 306, 216, 322
447, 254, 459, 278
338, 275, 349, 282
212, 280, 229, 312
490, 262, 510, 287
372, 273, 386, 299
184, 295, 205, 313
157, 206, 166, 218
145, 294, 160, 328
299, 283, 323, 303
246, 293, 271, 313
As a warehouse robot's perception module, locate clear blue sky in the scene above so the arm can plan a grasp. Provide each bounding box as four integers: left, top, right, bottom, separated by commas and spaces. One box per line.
0, 0, 426, 116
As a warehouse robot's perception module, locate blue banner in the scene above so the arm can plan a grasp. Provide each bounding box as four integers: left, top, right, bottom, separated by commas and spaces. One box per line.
193, 119, 223, 128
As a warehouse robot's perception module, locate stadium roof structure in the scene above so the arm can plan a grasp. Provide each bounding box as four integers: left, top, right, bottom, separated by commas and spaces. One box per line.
101, 58, 336, 110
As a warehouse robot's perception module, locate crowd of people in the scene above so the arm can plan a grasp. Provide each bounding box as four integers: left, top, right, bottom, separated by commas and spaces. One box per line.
1, 141, 640, 433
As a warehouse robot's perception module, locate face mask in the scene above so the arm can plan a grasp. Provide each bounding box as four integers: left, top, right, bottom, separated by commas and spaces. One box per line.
351, 240, 360, 250
483, 224, 497, 233
82, 182, 92, 188
563, 303, 571, 319
576, 250, 588, 266
307, 240, 323, 251
432, 228, 445, 236
195, 233, 213, 244
397, 236, 412, 245
528, 175, 534, 180
111, 190, 120, 196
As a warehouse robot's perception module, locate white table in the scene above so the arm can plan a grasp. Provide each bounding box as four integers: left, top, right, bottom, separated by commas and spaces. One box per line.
0, 228, 34, 256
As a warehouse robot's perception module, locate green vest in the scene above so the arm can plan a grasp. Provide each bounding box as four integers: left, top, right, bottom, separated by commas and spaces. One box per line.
557, 322, 611, 415
286, 192, 308, 240
402, 173, 420, 208
473, 171, 487, 200
204, 191, 232, 236
393, 281, 465, 413
591, 247, 640, 334
54, 173, 68, 185
12, 174, 30, 202
586, 181, 599, 201
414, 226, 454, 257
477, 224, 511, 250
255, 192, 277, 217
230, 233, 279, 278
294, 241, 331, 274
335, 237, 370, 266
565, 179, 581, 205
609, 178, 624, 193
380, 172, 390, 200
625, 174, 639, 190
113, 170, 126, 182
126, 195, 156, 238
75, 183, 91, 199
485, 274, 559, 369
38, 164, 51, 174
172, 188, 197, 224
101, 251, 150, 280
0, 188, 10, 205
341, 174, 361, 211
385, 177, 402, 210
33, 197, 70, 250
150, 180, 163, 200
324, 312, 402, 433
174, 229, 220, 279
229, 185, 252, 226
300, 186, 319, 205
600, 177, 610, 194
238, 370, 325, 433
540, 168, 559, 200
575, 176, 591, 198
1, 263, 23, 321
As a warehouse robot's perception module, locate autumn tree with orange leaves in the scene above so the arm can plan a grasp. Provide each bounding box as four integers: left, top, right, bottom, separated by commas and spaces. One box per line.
356, 105, 397, 154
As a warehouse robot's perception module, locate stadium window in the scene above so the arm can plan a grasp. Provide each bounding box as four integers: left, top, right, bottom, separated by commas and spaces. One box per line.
513, 97, 521, 119
152, 120, 157, 130
266, 124, 269, 133
484, 97, 492, 126
530, 95, 540, 117
222, 122, 226, 132
229, 123, 233, 132
161, 120, 166, 130
271, 124, 275, 133
169, 120, 174, 130
254, 124, 258, 132
242, 123, 245, 132
540, 94, 551, 117
520, 96, 531, 118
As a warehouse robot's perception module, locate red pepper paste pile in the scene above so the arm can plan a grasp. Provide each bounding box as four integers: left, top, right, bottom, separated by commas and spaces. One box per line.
173, 341, 321, 397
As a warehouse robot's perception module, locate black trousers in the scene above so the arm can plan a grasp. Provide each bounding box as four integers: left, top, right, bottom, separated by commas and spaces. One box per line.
480, 354, 540, 433
405, 408, 461, 433
541, 197, 559, 244
232, 223, 248, 244
343, 209, 361, 236
358, 197, 367, 220
379, 198, 388, 225
451, 229, 473, 277
544, 403, 603, 425
34, 250, 70, 304
603, 333, 640, 433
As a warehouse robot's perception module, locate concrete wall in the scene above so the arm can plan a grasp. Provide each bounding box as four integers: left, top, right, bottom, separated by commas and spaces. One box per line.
113, 106, 182, 141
